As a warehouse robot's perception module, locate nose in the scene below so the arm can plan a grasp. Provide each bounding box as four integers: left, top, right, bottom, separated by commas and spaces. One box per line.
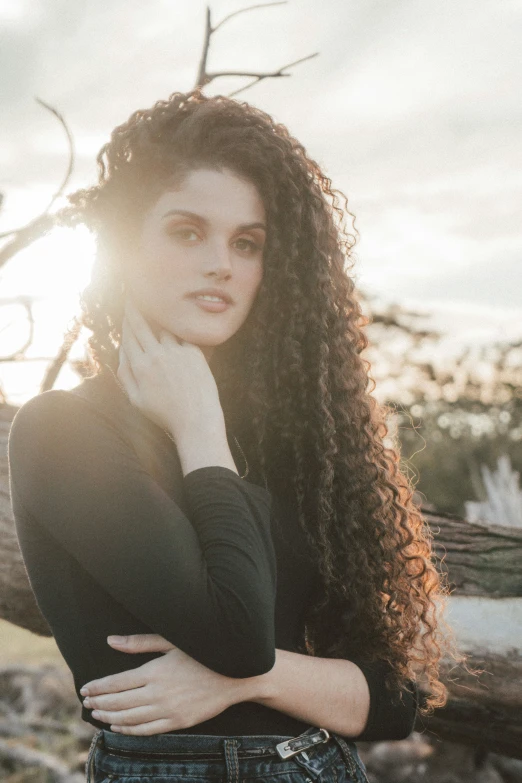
202, 239, 232, 279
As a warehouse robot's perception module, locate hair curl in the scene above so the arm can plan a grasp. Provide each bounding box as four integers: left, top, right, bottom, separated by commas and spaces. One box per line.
57, 88, 472, 719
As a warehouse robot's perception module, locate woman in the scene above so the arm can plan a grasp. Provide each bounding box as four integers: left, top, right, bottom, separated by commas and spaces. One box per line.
8, 90, 463, 783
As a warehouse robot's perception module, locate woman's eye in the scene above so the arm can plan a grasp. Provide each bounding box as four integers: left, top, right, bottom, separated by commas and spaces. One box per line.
169, 227, 199, 241
235, 238, 261, 254
167, 227, 261, 254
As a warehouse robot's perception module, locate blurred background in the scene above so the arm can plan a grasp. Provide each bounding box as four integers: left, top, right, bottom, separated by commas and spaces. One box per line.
0, 1, 521, 781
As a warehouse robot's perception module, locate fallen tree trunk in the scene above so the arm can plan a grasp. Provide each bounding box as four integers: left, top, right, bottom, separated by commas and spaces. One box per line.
413, 509, 522, 758
0, 405, 52, 636
416, 648, 522, 759
429, 509, 522, 597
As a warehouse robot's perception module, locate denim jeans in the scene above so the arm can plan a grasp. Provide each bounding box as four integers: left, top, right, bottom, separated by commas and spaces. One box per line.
85, 726, 370, 783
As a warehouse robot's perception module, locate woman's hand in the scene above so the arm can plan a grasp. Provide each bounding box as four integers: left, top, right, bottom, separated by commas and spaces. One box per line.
118, 298, 224, 443
79, 634, 253, 735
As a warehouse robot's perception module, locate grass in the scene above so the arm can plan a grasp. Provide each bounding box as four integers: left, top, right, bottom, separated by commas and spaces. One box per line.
0, 618, 66, 667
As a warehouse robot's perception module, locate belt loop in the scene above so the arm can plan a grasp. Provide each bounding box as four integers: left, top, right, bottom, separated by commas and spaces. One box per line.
292, 753, 320, 782
223, 738, 241, 783
331, 734, 370, 783
85, 729, 104, 782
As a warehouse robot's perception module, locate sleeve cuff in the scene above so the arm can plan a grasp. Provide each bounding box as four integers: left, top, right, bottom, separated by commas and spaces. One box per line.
183, 465, 272, 503
350, 659, 418, 742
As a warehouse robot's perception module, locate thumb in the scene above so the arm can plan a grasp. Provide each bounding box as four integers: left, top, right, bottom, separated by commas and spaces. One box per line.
107, 634, 176, 653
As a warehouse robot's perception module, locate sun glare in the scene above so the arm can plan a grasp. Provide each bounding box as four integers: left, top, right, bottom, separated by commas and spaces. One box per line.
0, 225, 95, 301
0, 225, 96, 402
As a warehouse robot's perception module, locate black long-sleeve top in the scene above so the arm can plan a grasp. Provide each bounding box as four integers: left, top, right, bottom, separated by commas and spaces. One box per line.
7, 370, 418, 741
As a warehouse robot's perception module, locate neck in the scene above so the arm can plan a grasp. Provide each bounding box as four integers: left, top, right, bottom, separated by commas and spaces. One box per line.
201, 345, 215, 362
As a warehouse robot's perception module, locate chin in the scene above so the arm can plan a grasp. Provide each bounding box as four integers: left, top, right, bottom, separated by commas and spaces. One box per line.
178, 315, 246, 344
187, 332, 235, 347
144, 314, 222, 345
167, 324, 236, 347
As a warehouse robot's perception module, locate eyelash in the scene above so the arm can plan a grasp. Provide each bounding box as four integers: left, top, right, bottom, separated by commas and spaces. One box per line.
168, 227, 262, 254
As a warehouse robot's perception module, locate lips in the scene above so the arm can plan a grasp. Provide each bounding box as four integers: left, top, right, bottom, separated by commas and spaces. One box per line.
187, 288, 233, 304
190, 297, 231, 313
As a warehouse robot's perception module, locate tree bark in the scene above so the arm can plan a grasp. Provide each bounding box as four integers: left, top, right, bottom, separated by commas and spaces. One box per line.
417, 650, 522, 759
428, 510, 522, 597
0, 403, 52, 636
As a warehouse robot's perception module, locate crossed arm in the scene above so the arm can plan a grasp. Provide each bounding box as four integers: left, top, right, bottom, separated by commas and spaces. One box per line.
79, 635, 371, 738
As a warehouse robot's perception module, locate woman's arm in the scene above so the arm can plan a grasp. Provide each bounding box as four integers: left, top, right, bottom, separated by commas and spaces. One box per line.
249, 649, 418, 741
8, 390, 276, 679
249, 648, 371, 737
79, 636, 418, 741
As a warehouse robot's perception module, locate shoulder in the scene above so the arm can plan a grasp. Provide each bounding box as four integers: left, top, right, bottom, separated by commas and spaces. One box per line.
11, 372, 124, 431
7, 390, 89, 484
9, 389, 78, 438
8, 375, 127, 464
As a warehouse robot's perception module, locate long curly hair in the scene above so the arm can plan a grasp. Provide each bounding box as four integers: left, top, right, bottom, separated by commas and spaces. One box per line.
57, 88, 469, 718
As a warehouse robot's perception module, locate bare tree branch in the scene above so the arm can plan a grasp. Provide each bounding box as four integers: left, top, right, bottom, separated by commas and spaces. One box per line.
33, 97, 75, 213
195, 3, 319, 95
0, 296, 35, 362
40, 316, 83, 393
226, 53, 319, 97
0, 212, 56, 270
195, 7, 213, 89
0, 97, 74, 242
208, 69, 292, 79
0, 98, 74, 270
212, 1, 287, 33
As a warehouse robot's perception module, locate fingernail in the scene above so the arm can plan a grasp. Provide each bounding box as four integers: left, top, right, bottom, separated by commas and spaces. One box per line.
80, 686, 89, 695
108, 635, 126, 644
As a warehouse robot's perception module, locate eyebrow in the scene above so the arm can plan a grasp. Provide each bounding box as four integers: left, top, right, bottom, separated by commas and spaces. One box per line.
161, 209, 266, 232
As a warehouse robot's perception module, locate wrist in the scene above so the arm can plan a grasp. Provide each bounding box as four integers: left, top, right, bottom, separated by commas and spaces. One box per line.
174, 421, 239, 477
169, 413, 227, 446
238, 649, 282, 705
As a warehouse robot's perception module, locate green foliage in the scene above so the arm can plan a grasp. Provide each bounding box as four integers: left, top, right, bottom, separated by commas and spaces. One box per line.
395, 398, 522, 517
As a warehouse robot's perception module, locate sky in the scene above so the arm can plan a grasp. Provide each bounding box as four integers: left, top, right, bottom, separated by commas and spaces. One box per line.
0, 0, 521, 403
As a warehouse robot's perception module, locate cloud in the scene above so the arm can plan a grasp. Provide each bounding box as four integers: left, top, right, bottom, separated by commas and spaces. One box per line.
0, 0, 520, 319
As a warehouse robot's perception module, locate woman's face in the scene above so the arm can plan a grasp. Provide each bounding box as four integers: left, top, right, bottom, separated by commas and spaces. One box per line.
122, 167, 266, 360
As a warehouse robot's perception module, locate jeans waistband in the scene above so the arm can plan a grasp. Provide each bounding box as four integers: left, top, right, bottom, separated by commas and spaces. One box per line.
86, 725, 369, 783
101, 725, 329, 758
